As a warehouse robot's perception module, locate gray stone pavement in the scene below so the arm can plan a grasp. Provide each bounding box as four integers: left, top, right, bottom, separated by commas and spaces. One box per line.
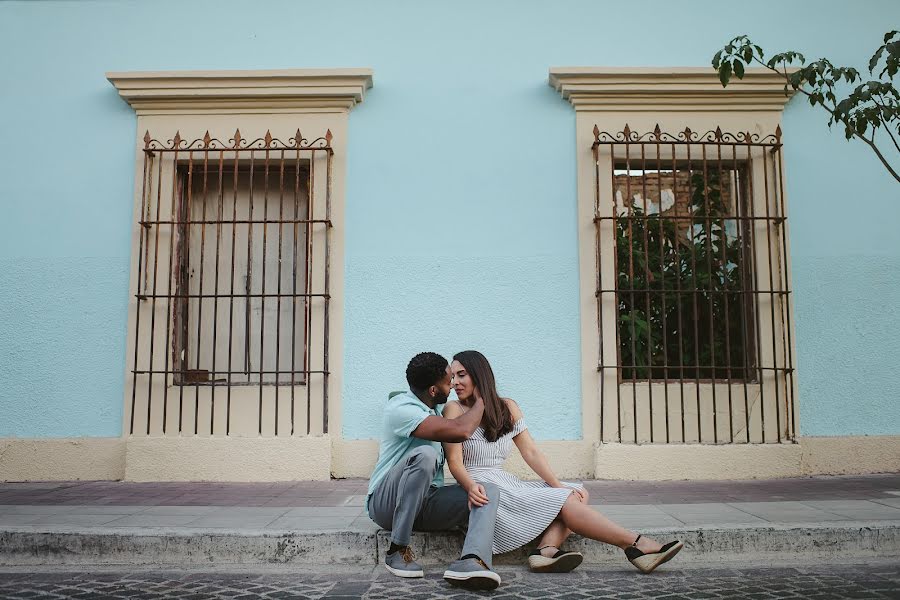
0, 562, 898, 599
3, 474, 899, 507
2, 474, 899, 533
1, 474, 898, 568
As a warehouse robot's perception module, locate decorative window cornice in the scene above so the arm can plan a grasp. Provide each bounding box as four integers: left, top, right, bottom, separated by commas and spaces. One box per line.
549, 67, 796, 112
106, 68, 373, 114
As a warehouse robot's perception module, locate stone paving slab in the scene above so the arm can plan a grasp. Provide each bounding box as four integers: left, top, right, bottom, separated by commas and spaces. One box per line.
2, 474, 898, 506
656, 502, 769, 525
0, 562, 898, 599
1, 498, 900, 533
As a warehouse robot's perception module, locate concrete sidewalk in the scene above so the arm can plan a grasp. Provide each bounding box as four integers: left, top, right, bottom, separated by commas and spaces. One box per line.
1, 474, 899, 567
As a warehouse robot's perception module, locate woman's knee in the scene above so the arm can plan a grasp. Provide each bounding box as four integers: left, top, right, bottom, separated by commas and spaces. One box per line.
561, 493, 582, 514
578, 488, 590, 503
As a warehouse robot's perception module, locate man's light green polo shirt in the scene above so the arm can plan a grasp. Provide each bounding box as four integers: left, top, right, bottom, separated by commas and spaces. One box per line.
366, 391, 445, 508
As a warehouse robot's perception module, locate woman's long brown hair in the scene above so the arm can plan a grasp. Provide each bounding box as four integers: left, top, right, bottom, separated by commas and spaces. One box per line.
453, 350, 513, 442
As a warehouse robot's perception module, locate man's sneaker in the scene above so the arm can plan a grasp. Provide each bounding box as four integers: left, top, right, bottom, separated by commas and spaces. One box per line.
442, 556, 501, 590
527, 548, 584, 573
384, 546, 424, 578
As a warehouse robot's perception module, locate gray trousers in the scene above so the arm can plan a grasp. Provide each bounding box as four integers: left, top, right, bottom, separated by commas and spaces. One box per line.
368, 445, 499, 567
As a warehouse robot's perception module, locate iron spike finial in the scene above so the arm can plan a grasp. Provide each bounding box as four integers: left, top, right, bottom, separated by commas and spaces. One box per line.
233, 129, 242, 149
325, 129, 333, 147
143, 130, 151, 149
653, 123, 662, 139
172, 131, 182, 148
294, 128, 303, 148
593, 124, 600, 142
264, 130, 273, 147
203, 130, 212, 148
775, 124, 782, 141
715, 126, 723, 141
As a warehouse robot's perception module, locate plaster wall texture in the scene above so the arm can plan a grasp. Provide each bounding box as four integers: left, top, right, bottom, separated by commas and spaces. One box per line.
0, 0, 897, 442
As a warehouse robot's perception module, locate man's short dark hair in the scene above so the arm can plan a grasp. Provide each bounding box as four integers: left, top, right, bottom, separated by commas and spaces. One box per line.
406, 352, 448, 392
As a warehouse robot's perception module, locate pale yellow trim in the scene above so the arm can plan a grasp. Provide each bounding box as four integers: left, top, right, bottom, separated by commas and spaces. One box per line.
596, 436, 900, 480
330, 438, 379, 478
801, 436, 900, 476
0, 439, 125, 481
125, 436, 331, 481
2, 436, 896, 481
549, 67, 797, 112
106, 69, 373, 114
596, 442, 804, 480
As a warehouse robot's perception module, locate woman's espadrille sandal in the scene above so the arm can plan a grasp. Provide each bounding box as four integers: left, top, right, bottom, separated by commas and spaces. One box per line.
527, 546, 584, 573
623, 534, 684, 574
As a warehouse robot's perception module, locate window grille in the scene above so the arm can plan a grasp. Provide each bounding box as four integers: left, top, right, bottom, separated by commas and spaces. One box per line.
129, 129, 333, 437
593, 125, 795, 444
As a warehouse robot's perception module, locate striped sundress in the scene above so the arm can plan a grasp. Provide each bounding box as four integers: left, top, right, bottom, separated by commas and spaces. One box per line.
462, 418, 584, 554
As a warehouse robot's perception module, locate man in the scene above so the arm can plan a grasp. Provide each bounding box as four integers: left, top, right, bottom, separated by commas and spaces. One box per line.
367, 352, 501, 590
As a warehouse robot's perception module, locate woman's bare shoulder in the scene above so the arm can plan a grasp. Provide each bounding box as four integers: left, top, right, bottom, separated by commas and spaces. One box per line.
443, 400, 466, 418
502, 398, 524, 420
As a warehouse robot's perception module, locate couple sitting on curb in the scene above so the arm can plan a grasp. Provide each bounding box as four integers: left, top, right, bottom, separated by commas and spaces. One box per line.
366, 350, 683, 591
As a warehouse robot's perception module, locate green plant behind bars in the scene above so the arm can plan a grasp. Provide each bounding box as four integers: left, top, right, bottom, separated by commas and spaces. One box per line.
616, 169, 753, 381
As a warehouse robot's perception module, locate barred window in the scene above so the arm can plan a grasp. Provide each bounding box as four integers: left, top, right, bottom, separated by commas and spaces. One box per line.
129, 130, 333, 437
594, 126, 795, 444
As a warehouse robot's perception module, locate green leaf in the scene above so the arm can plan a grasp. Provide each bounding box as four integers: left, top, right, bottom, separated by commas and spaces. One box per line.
712, 50, 723, 68
870, 47, 885, 73
719, 60, 732, 87
734, 59, 745, 79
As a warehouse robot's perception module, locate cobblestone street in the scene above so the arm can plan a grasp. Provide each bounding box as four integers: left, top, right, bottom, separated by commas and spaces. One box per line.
1, 563, 897, 599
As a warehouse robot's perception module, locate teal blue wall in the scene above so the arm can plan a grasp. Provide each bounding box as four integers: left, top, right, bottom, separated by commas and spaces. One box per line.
0, 0, 897, 439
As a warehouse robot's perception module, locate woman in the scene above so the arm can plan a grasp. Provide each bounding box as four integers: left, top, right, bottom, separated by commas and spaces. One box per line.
442, 350, 683, 574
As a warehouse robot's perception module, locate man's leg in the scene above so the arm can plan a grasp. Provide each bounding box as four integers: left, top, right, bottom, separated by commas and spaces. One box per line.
415, 482, 500, 568
368, 445, 439, 548
415, 482, 502, 590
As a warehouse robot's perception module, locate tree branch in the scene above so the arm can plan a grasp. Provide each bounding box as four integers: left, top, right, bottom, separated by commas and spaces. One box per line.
748, 57, 900, 184
872, 94, 900, 154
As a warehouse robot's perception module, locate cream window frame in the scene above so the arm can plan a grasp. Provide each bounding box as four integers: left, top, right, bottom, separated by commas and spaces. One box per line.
108, 69, 372, 438
550, 67, 799, 445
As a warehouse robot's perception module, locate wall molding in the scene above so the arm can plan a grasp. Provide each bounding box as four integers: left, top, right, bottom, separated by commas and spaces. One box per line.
106, 68, 374, 114
549, 67, 797, 112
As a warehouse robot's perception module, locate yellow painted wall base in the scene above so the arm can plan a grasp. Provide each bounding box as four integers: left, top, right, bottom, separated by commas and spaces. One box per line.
124, 437, 332, 481
1, 435, 897, 482
801, 436, 900, 476
596, 436, 900, 480
0, 439, 125, 481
